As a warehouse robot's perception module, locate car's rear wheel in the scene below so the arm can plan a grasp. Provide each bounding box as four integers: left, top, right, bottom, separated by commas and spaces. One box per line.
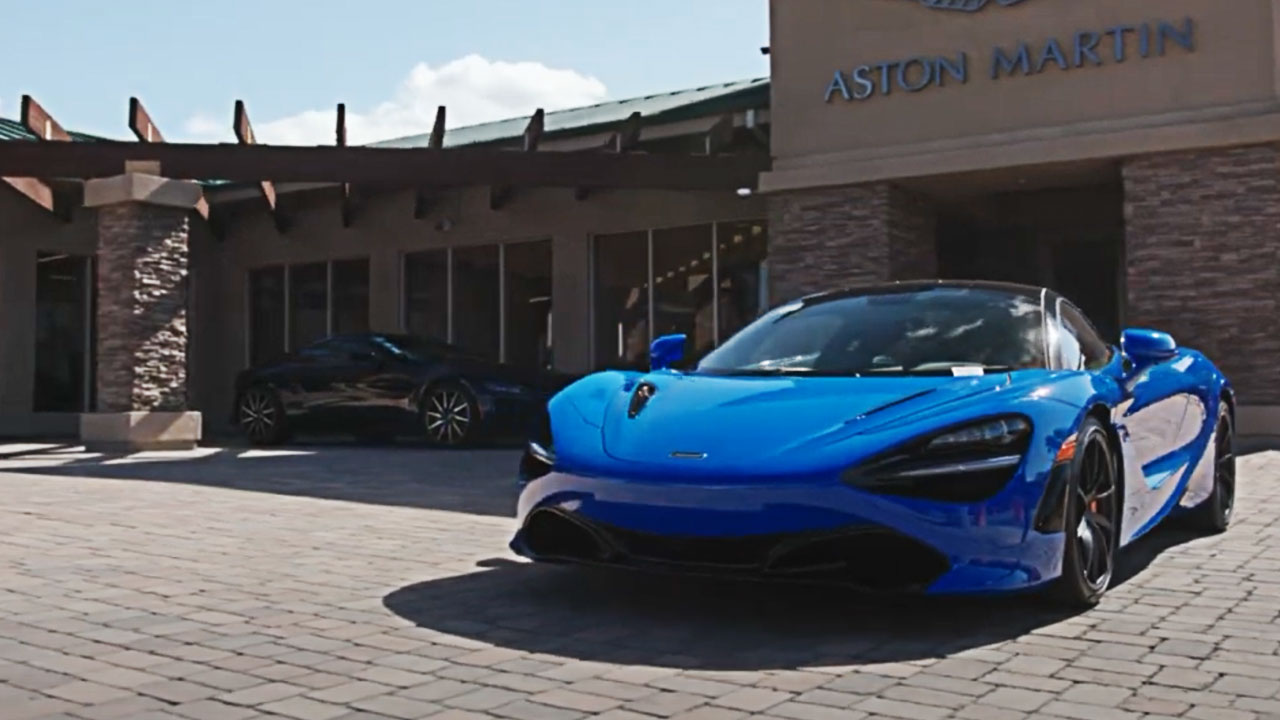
422, 382, 477, 447
1049, 417, 1120, 608
1187, 406, 1235, 534
238, 386, 287, 446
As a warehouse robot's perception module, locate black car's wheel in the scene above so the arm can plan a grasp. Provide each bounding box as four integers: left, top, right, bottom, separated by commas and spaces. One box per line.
1187, 406, 1235, 534
1049, 417, 1120, 608
422, 382, 478, 447
238, 386, 287, 446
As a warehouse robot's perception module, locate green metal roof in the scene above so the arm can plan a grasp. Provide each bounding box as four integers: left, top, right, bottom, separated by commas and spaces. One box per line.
0, 117, 103, 143
369, 77, 770, 149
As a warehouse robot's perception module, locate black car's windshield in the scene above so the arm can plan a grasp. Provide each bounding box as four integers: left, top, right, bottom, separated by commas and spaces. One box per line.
372, 334, 457, 362
696, 286, 1047, 376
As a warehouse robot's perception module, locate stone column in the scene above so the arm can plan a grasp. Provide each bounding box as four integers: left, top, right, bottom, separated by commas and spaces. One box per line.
79, 163, 204, 450
1123, 144, 1280, 434
766, 182, 937, 304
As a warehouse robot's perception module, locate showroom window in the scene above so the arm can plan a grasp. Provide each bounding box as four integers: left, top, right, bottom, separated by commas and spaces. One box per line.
592, 220, 767, 369
247, 257, 370, 366
33, 252, 95, 412
401, 238, 552, 368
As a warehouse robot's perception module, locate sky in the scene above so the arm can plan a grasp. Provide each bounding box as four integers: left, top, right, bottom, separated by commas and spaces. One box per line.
0, 1, 770, 145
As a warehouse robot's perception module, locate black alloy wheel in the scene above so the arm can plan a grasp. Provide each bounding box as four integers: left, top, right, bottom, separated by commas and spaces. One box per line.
423, 383, 477, 447
1050, 417, 1120, 608
1188, 407, 1235, 533
239, 387, 286, 446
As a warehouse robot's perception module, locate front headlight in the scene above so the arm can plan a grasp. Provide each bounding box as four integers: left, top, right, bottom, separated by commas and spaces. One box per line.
842, 415, 1032, 502
518, 408, 555, 483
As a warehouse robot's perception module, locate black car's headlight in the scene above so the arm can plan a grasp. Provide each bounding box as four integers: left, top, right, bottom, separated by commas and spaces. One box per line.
842, 415, 1032, 502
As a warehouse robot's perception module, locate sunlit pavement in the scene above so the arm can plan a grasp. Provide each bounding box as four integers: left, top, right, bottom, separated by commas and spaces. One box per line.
2, 441, 1280, 720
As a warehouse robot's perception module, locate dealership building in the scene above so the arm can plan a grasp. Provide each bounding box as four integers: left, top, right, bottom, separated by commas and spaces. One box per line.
0, 0, 1277, 446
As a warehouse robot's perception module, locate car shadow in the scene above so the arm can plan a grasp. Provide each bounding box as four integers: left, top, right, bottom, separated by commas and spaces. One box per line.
382, 522, 1207, 671
0, 442, 522, 517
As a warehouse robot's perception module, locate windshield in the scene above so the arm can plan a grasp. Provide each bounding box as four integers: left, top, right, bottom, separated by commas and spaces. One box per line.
372, 334, 457, 362
696, 286, 1046, 376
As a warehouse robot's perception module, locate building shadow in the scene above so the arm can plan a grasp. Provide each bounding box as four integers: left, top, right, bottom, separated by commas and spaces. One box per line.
381, 521, 1206, 671
0, 443, 522, 517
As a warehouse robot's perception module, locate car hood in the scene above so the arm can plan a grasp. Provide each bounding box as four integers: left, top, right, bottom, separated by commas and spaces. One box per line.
596, 371, 1020, 470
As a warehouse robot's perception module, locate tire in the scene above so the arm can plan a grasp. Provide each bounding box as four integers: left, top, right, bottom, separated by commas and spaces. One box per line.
1186, 406, 1235, 534
1048, 417, 1121, 608
421, 382, 478, 447
237, 386, 288, 446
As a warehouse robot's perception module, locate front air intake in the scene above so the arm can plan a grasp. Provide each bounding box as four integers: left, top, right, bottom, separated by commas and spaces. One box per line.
520, 509, 610, 562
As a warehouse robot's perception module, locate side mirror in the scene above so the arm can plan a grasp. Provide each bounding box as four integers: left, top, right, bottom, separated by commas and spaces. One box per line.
649, 334, 687, 371
1122, 328, 1177, 366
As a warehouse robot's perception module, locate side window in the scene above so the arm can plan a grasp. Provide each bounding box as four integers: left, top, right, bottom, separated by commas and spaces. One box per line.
300, 337, 376, 362
1058, 301, 1111, 370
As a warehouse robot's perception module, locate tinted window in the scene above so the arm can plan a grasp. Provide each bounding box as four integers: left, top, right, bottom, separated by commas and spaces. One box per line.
1058, 300, 1111, 370
697, 287, 1047, 376
299, 337, 376, 362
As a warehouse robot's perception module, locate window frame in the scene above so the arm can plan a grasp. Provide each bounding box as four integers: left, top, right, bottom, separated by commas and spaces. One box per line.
244, 257, 370, 366
1053, 296, 1114, 371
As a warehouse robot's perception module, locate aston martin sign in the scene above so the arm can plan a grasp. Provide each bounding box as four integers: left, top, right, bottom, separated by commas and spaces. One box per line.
915, 0, 1030, 12
824, 16, 1195, 103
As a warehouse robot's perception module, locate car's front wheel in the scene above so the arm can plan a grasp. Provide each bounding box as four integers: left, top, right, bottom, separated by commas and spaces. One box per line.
422, 382, 478, 447
1049, 417, 1120, 608
238, 386, 288, 446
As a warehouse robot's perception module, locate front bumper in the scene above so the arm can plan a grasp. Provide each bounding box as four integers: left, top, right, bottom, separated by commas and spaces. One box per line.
511, 471, 1065, 595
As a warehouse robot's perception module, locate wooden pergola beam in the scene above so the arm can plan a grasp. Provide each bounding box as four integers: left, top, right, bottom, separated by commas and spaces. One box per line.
414, 106, 446, 219
491, 108, 545, 211
9, 95, 69, 219
576, 111, 644, 201
704, 114, 735, 155
21, 95, 71, 142
0, 141, 770, 190
128, 96, 211, 222
337, 103, 354, 227
233, 99, 284, 232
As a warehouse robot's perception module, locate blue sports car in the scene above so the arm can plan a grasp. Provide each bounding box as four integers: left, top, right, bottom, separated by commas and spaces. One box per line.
511, 281, 1235, 606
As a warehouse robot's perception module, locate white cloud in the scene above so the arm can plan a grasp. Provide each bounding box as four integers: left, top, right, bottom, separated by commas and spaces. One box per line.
181, 54, 608, 146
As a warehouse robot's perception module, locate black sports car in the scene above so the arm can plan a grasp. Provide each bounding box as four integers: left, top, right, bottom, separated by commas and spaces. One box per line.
232, 333, 569, 446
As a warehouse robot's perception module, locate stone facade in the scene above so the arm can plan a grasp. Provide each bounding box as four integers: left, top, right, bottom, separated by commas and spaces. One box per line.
1123, 144, 1280, 406
767, 183, 937, 303
95, 203, 191, 412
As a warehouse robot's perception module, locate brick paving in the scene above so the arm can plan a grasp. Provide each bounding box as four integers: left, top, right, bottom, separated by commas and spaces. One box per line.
0, 443, 1279, 720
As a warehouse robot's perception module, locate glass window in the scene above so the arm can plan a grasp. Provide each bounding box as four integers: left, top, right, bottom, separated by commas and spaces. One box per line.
453, 245, 500, 360
716, 220, 768, 344
504, 239, 552, 369
653, 225, 714, 362
249, 266, 285, 366
404, 250, 449, 342
331, 259, 369, 335
288, 262, 328, 351
697, 286, 1047, 376
593, 231, 649, 369
34, 253, 93, 412
1059, 300, 1112, 370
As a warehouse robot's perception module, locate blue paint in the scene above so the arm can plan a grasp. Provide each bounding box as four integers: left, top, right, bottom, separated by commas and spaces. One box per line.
512, 282, 1233, 597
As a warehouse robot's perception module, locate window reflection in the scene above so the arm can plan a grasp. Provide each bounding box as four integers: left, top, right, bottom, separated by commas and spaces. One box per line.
249, 266, 285, 365
288, 262, 328, 351
453, 245, 500, 360
34, 253, 93, 412
504, 239, 553, 369
653, 225, 714, 362
593, 231, 649, 369
716, 220, 768, 343
404, 250, 448, 342
331, 258, 369, 335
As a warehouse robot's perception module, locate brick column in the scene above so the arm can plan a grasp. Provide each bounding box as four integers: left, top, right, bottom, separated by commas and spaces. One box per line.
767, 183, 936, 304
80, 165, 204, 450
1124, 144, 1280, 430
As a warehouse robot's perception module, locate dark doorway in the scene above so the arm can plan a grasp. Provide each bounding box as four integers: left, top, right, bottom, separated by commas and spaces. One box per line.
935, 184, 1125, 341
